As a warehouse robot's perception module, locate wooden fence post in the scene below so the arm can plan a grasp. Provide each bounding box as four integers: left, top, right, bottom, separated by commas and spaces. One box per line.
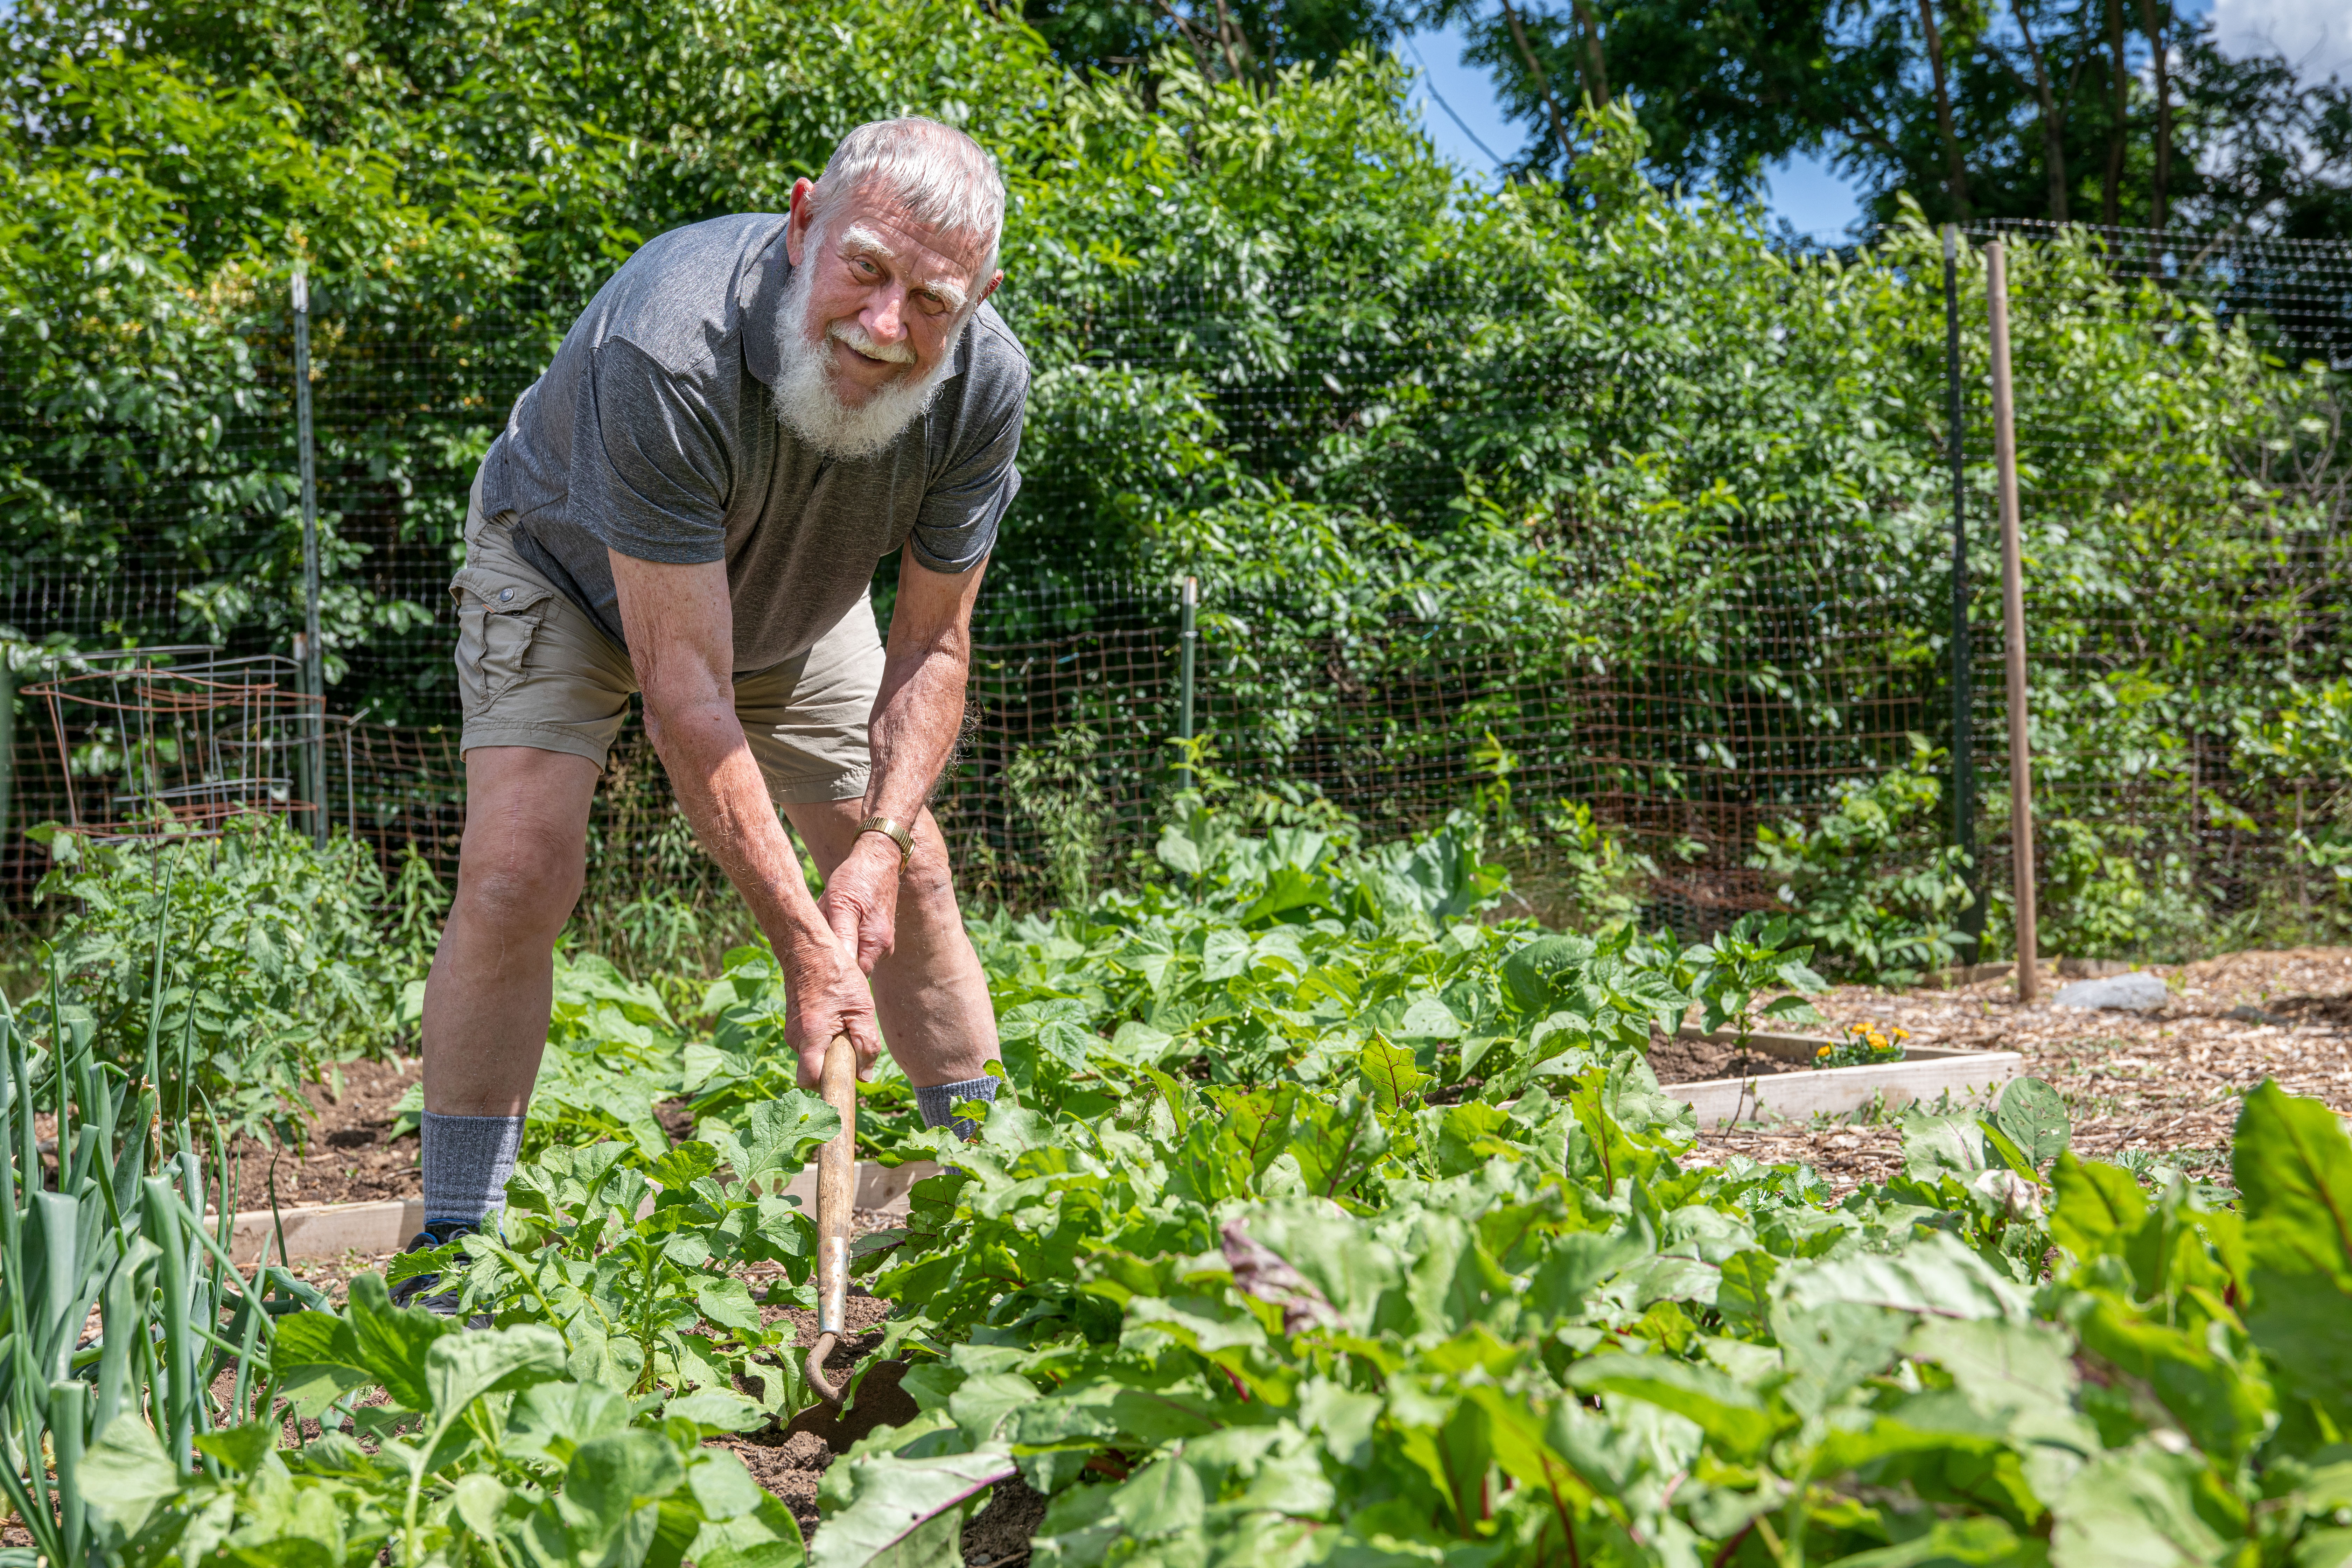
1986, 239, 2039, 1001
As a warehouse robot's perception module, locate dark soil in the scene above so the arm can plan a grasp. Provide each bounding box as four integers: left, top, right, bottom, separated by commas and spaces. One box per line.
1645, 1031, 1795, 1085
217, 1055, 424, 1211
706, 1293, 1043, 1560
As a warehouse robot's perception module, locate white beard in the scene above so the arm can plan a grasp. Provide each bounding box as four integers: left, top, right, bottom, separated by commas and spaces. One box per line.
771, 258, 964, 461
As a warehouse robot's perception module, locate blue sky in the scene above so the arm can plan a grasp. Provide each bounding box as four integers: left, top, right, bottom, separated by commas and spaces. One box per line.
1398, 0, 2343, 241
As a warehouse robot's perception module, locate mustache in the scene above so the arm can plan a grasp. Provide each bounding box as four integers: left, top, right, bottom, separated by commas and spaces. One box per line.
828, 320, 917, 365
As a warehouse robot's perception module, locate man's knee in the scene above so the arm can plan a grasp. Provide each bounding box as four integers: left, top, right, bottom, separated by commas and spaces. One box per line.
455, 819, 586, 936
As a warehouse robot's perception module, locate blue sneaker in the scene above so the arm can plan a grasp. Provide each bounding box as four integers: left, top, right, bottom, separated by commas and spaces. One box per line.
388, 1219, 491, 1328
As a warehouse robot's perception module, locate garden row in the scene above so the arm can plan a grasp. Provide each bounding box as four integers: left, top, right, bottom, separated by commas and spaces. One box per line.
3, 803, 2345, 1566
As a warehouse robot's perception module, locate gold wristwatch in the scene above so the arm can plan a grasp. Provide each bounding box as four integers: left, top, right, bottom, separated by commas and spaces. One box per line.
855, 814, 913, 867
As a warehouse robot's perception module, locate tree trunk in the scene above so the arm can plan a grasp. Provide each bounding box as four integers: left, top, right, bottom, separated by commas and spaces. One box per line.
2012, 1, 2070, 220
2137, 0, 2172, 227
1572, 0, 1610, 110
2102, 0, 2127, 226
1500, 0, 1578, 172
1917, 0, 1971, 218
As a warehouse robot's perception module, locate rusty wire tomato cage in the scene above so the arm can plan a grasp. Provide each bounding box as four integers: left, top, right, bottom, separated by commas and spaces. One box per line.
20, 647, 329, 842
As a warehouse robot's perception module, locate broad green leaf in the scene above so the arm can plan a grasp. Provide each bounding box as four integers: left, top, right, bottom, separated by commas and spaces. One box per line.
688, 1451, 771, 1521
1903, 1110, 1991, 1182
563, 1428, 688, 1538
1112, 1456, 1206, 1537
666, 1391, 771, 1433
1772, 1300, 1908, 1414
2051, 1155, 2149, 1259
268, 1309, 373, 1418
506, 1380, 636, 1465
1567, 1351, 1778, 1459
692, 1493, 807, 1568
345, 1269, 454, 1409
1996, 1077, 2072, 1169
1502, 934, 1592, 1015
1777, 1231, 2031, 1321
809, 1451, 1019, 1568
81, 1414, 180, 1539
2051, 1440, 2240, 1567
2233, 1082, 2352, 1413
650, 1140, 722, 1192
192, 1420, 275, 1473
452, 1472, 510, 1541
1356, 1035, 1428, 1111
425, 1324, 568, 1418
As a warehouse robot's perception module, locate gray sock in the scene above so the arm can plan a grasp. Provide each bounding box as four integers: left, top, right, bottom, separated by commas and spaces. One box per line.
421, 1111, 526, 1229
913, 1077, 999, 1143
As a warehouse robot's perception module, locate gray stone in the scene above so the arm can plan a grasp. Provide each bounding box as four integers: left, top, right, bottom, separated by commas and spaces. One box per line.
2052, 972, 2171, 1012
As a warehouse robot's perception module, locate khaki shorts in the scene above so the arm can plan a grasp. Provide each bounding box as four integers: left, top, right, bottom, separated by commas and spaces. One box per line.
452, 475, 883, 803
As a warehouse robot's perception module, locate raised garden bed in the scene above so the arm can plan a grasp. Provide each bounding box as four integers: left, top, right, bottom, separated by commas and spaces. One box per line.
1656, 1027, 2021, 1127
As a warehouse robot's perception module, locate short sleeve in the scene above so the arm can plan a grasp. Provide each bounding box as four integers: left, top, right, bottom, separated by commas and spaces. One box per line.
568, 339, 733, 564
910, 324, 1028, 574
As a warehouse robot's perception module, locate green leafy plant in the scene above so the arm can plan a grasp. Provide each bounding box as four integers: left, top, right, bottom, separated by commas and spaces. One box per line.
103, 1274, 799, 1568
415, 1103, 835, 1417
1751, 738, 1976, 985
1003, 723, 1111, 909
1, 895, 323, 1568
27, 814, 400, 1142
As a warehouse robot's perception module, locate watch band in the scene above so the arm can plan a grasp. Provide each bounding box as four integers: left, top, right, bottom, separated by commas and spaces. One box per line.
856, 814, 913, 865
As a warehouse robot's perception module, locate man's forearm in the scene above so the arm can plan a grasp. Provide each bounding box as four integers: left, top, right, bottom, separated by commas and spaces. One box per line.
864, 637, 970, 825
646, 691, 831, 955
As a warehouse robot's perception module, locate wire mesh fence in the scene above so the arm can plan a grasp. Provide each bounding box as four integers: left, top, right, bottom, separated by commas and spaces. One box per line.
0, 219, 2345, 950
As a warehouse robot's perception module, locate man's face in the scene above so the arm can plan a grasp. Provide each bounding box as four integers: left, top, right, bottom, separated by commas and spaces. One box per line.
784, 176, 1003, 409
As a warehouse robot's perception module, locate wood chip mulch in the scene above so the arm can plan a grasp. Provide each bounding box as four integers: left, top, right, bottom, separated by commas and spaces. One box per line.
1682, 947, 2352, 1194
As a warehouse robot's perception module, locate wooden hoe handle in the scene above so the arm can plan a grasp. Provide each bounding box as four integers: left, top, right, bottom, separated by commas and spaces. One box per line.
805, 1033, 858, 1405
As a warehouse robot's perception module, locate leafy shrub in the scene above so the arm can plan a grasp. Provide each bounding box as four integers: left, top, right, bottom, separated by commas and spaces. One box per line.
2024, 814, 2209, 962
28, 814, 398, 1141
1002, 723, 1110, 909
1750, 739, 1974, 984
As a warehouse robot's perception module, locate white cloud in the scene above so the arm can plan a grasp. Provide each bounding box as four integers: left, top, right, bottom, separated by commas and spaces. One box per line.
2208, 0, 2352, 83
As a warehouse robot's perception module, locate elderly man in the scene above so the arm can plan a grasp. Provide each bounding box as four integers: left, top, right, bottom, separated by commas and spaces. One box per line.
402, 118, 1020, 1306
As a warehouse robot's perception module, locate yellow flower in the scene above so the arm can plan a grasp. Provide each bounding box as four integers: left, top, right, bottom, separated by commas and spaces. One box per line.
1816, 1044, 1832, 1057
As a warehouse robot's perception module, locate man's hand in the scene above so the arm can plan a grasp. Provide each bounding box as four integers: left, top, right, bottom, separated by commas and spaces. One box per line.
780, 931, 881, 1087
819, 830, 903, 975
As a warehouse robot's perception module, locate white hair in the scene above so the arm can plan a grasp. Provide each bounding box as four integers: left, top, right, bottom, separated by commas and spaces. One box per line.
806, 117, 1006, 284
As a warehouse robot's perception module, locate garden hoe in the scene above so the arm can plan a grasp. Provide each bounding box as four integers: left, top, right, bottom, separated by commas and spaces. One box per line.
805, 1031, 857, 1405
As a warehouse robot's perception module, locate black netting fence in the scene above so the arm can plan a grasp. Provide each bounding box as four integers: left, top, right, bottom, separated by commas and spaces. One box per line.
2, 220, 2346, 954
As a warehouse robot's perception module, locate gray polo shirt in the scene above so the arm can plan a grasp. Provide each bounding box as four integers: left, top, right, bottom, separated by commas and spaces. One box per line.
477, 213, 1027, 672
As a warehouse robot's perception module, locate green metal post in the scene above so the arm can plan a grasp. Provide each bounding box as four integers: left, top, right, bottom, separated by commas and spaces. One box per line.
1944, 225, 1982, 959
0, 653, 14, 873
1177, 576, 1198, 792
294, 270, 326, 846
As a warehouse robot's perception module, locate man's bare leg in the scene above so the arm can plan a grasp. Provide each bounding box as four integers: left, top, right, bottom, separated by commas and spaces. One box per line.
782, 800, 998, 1087
421, 747, 603, 1115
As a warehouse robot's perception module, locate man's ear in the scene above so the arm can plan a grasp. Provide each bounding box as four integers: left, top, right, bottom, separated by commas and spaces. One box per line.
977, 269, 1006, 307
785, 177, 819, 266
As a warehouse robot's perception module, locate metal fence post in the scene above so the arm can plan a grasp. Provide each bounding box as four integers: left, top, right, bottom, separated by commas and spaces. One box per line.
0, 651, 14, 870
1944, 225, 1981, 960
293, 268, 327, 847
1177, 576, 1198, 793
1987, 239, 2039, 1001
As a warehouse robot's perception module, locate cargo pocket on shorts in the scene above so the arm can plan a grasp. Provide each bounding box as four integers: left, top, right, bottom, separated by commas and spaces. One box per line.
450, 568, 556, 713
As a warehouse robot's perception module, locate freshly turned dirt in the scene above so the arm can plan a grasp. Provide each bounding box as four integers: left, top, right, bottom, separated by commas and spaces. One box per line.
1645, 1031, 1795, 1085
218, 1055, 424, 1210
